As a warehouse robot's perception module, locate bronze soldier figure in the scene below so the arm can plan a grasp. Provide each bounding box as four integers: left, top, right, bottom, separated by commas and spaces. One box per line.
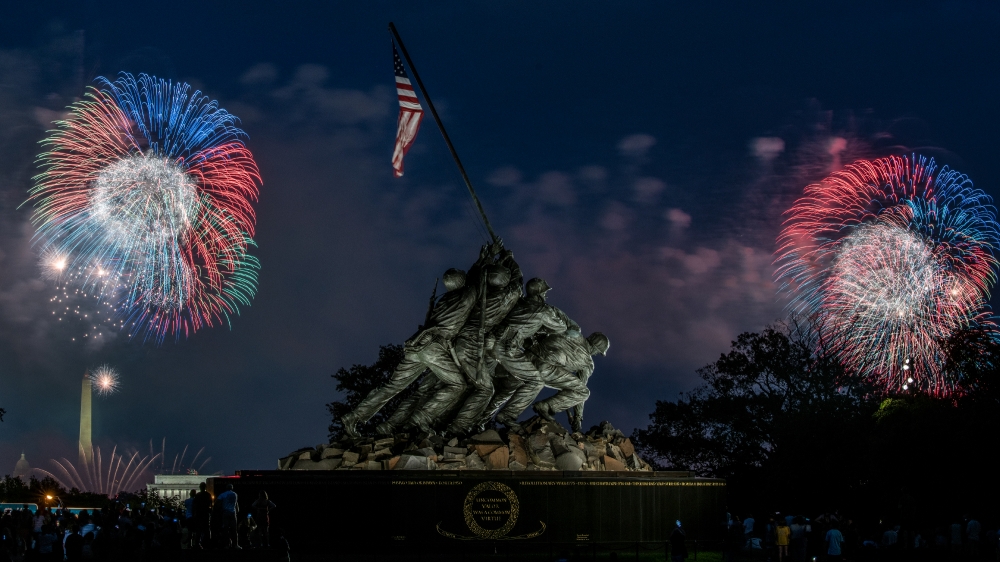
339, 246, 492, 438
427, 247, 521, 435
530, 332, 610, 433
481, 278, 577, 432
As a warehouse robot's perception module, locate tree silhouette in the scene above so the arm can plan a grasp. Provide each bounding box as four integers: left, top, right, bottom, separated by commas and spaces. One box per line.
634, 320, 1000, 517
326, 344, 416, 440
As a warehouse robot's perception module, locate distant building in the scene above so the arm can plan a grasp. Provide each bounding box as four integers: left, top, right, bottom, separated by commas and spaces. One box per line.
147, 474, 210, 500
12, 453, 31, 480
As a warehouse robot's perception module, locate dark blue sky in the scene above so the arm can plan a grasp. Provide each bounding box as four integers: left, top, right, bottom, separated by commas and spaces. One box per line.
1, 2, 998, 476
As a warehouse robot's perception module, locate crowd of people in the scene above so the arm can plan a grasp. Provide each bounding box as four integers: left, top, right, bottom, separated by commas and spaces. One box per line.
725, 512, 995, 561
0, 484, 284, 561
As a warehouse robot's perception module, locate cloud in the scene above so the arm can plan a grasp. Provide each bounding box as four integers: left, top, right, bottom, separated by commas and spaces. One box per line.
828, 136, 848, 170
270, 64, 391, 126
750, 136, 785, 162
578, 165, 607, 184
33, 107, 68, 129
487, 166, 522, 187
600, 202, 633, 231
617, 133, 656, 158
665, 208, 692, 230
484, 159, 785, 382
633, 177, 666, 203
536, 172, 576, 206
240, 63, 278, 86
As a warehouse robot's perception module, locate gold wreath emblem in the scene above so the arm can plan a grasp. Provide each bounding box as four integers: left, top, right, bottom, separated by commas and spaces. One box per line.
436, 480, 545, 540
463, 481, 519, 539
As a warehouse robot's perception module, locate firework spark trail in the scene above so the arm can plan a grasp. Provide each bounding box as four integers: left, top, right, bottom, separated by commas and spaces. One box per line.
152, 438, 212, 475
28, 73, 261, 343
776, 154, 1000, 395
39, 445, 161, 496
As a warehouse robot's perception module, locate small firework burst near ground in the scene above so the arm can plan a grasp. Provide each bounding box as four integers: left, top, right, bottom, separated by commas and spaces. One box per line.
37, 445, 161, 496
150, 438, 213, 475
28, 72, 262, 343
775, 154, 1000, 396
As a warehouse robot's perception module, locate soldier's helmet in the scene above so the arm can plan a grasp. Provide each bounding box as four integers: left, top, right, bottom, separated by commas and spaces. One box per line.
442, 268, 466, 291
587, 332, 610, 356
525, 278, 552, 297
486, 264, 511, 287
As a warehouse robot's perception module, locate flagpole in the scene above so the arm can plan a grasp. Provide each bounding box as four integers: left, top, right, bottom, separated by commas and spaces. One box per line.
388, 22, 499, 244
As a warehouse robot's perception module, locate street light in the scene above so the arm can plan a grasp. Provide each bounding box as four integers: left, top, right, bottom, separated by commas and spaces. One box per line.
43, 494, 63, 509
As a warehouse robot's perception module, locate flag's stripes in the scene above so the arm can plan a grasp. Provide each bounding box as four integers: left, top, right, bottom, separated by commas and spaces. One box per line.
392, 42, 424, 177
396, 77, 420, 107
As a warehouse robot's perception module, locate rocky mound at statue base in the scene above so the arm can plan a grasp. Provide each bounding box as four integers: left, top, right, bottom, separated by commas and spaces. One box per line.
278, 418, 652, 472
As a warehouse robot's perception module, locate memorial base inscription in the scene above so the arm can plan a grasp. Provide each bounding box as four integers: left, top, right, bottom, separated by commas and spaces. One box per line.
211, 469, 725, 557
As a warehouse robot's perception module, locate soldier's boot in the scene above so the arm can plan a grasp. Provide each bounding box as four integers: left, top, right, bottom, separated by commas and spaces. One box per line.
569, 416, 583, 434
496, 415, 524, 435
375, 421, 395, 437
532, 401, 555, 422
341, 412, 361, 439
415, 417, 436, 437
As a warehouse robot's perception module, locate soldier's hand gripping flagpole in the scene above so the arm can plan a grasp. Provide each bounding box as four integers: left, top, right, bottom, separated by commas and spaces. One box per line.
388, 22, 499, 245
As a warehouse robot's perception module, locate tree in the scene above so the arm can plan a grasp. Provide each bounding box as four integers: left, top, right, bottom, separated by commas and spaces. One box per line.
943, 325, 1000, 400
634, 319, 1000, 518
0, 475, 29, 502
326, 344, 417, 440
117, 488, 182, 512
862, 325, 1000, 521
632, 321, 879, 511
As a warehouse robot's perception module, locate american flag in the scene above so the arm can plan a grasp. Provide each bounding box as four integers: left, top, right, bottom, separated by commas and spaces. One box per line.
391, 42, 424, 177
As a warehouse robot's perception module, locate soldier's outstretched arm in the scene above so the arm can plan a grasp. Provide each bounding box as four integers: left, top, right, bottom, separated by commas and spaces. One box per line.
555, 309, 581, 335
466, 243, 492, 281
498, 249, 523, 288
490, 237, 505, 256
534, 306, 572, 340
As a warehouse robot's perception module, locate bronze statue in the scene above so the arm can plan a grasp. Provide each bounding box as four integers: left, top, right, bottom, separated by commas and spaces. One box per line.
339, 246, 491, 438
530, 331, 609, 432
341, 240, 610, 439
480, 278, 578, 433
440, 249, 523, 435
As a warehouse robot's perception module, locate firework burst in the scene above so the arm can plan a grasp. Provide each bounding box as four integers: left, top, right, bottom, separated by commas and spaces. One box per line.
150, 438, 213, 475
39, 247, 70, 282
36, 444, 161, 496
90, 364, 121, 396
776, 154, 1000, 395
28, 72, 261, 343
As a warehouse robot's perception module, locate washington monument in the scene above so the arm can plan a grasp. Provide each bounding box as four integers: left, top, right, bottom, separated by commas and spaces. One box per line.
79, 372, 92, 464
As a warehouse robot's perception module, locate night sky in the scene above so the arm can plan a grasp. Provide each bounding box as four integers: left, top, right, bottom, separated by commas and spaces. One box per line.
1, 2, 999, 476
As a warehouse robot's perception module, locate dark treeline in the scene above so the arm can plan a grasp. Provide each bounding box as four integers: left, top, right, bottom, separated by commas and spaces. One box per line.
632, 320, 1000, 526
0, 474, 107, 507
